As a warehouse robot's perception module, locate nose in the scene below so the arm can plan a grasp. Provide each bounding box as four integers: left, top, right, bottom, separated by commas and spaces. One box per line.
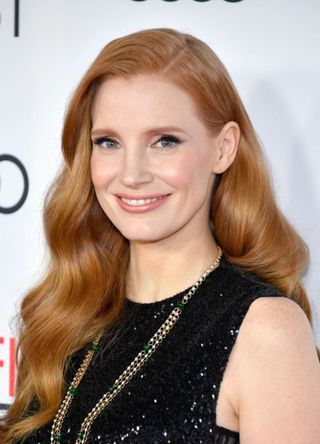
119, 148, 153, 188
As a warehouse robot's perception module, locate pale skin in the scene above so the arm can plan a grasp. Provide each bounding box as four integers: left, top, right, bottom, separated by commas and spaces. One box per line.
90, 75, 320, 442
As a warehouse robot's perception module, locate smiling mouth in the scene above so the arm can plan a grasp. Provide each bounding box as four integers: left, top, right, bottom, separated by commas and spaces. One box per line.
120, 196, 167, 206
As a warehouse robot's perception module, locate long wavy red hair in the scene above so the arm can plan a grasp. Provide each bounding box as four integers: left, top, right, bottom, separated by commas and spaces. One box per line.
1, 28, 318, 442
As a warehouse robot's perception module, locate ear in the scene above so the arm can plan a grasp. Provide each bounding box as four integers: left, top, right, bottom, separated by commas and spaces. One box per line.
211, 121, 240, 174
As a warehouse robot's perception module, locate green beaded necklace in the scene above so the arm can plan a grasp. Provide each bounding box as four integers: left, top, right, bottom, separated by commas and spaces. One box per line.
50, 247, 222, 444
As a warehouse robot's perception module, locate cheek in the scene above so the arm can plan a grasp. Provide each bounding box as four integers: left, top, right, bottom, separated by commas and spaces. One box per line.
164, 154, 206, 189
90, 156, 98, 187
162, 151, 196, 182
90, 154, 111, 189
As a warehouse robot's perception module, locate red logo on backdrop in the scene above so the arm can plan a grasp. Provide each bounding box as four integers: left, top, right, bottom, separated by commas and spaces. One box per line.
0, 336, 16, 397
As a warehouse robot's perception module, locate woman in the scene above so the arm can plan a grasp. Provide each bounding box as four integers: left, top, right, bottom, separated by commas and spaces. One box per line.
1, 28, 320, 443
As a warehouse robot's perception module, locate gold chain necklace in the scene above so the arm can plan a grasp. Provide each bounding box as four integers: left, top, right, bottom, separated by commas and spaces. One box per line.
50, 247, 222, 444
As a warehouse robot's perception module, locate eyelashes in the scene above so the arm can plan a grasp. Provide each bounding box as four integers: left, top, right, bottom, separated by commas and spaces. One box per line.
153, 135, 181, 149
93, 137, 120, 149
92, 135, 182, 150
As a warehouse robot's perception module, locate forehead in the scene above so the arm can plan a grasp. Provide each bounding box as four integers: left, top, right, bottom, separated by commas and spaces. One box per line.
91, 75, 202, 130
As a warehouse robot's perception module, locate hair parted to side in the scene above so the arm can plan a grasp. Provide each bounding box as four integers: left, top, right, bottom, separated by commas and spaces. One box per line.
1, 27, 318, 442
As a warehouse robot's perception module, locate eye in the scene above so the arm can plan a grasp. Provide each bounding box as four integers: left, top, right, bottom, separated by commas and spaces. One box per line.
152, 135, 181, 149
93, 137, 120, 149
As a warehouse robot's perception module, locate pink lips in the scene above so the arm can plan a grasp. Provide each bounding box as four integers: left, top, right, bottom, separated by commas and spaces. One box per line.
116, 194, 170, 214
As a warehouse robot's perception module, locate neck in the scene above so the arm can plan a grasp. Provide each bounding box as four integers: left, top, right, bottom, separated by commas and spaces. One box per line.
126, 226, 219, 304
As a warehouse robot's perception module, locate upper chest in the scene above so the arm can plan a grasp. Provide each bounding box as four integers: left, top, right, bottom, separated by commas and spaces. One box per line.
60, 304, 241, 442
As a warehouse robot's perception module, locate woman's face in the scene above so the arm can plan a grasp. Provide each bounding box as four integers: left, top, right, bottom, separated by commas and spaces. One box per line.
90, 75, 227, 243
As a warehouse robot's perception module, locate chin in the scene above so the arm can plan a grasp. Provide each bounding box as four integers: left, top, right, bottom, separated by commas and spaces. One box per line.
117, 226, 173, 243
120, 232, 165, 243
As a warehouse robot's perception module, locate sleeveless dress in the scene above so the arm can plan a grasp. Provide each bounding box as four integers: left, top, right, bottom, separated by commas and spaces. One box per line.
24, 256, 286, 443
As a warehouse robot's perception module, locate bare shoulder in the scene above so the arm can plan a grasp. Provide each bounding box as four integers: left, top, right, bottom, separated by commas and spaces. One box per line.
236, 296, 319, 378
239, 296, 315, 346
232, 296, 320, 443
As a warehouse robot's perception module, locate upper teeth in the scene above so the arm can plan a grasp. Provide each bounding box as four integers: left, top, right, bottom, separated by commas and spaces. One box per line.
121, 196, 164, 206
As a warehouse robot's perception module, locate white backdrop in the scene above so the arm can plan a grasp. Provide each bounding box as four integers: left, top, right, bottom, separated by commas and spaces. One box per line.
1, 0, 319, 408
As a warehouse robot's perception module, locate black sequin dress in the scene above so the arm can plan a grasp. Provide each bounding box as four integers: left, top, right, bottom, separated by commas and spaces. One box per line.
24, 256, 286, 443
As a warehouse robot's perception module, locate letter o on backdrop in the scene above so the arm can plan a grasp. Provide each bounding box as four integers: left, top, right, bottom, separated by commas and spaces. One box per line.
0, 154, 29, 214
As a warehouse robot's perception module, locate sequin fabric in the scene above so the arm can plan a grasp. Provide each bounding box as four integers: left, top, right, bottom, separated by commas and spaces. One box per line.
23, 256, 286, 443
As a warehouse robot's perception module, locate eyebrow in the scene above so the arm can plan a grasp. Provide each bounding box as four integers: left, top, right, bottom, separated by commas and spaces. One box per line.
91, 126, 188, 138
